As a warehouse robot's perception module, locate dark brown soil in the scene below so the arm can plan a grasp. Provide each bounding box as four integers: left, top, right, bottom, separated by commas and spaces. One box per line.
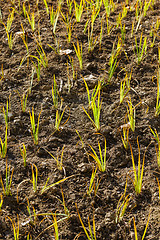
0, 0, 160, 239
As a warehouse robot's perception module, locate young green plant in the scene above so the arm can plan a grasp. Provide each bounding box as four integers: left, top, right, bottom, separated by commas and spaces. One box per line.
115, 178, 131, 223
129, 137, 146, 195
133, 213, 150, 240
1, 159, 14, 196
83, 85, 102, 131
149, 127, 160, 168
0, 126, 8, 158
155, 68, 160, 116
134, 32, 147, 64
76, 203, 97, 240
19, 143, 27, 167
74, 0, 83, 22
89, 135, 107, 172
7, 215, 19, 240
127, 98, 135, 132
73, 39, 83, 70
52, 75, 59, 109
29, 107, 42, 145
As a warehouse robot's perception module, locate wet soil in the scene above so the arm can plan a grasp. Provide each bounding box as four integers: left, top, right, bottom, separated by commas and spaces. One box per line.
0, 0, 160, 239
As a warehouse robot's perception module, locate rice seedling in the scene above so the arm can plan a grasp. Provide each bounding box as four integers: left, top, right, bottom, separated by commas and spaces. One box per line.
89, 135, 107, 172
20, 23, 29, 54
133, 212, 150, 240
3, 25, 13, 50
119, 121, 130, 150
143, 0, 152, 17
149, 127, 160, 168
115, 178, 132, 223
86, 167, 101, 197
0, 126, 8, 158
73, 39, 83, 70
0, 64, 4, 81
87, 24, 98, 53
76, 204, 97, 240
83, 77, 101, 110
66, 0, 73, 15
6, 9, 15, 32
43, 146, 65, 171
26, 197, 37, 226
103, 0, 115, 17
83, 84, 102, 131
0, 159, 14, 196
157, 178, 160, 201
7, 215, 19, 240
155, 68, 160, 116
41, 174, 74, 194
52, 213, 59, 240
16, 90, 28, 113
129, 138, 146, 195
31, 41, 48, 68
0, 194, 3, 212
127, 98, 135, 132
108, 38, 122, 83
32, 60, 41, 81
52, 75, 59, 109
120, 74, 131, 104
54, 106, 68, 131
31, 164, 38, 193
74, 0, 83, 22
29, 107, 42, 145
43, 0, 49, 15
134, 32, 147, 64
26, 11, 35, 32
19, 143, 27, 167
50, 5, 60, 34
106, 16, 114, 35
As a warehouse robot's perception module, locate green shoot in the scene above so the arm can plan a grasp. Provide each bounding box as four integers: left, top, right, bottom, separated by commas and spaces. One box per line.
41, 175, 74, 194
74, 0, 83, 22
83, 87, 102, 131
50, 5, 60, 34
6, 9, 15, 32
134, 32, 147, 64
26, 11, 35, 32
1, 159, 14, 196
0, 194, 3, 212
86, 167, 101, 197
0, 126, 8, 158
149, 127, 160, 168
55, 106, 69, 131
32, 60, 41, 81
29, 107, 42, 145
44, 146, 65, 171
16, 90, 28, 113
155, 68, 160, 116
108, 39, 122, 83
52, 75, 59, 109
52, 213, 59, 240
7, 215, 19, 240
43, 0, 49, 15
119, 122, 130, 150
115, 178, 131, 223
120, 75, 130, 104
83, 78, 101, 109
31, 164, 38, 193
133, 213, 150, 240
127, 98, 135, 132
19, 143, 27, 167
73, 39, 83, 70
89, 136, 107, 172
143, 0, 152, 17
129, 138, 146, 195
103, 0, 115, 17
76, 203, 97, 240
26, 198, 37, 226
157, 178, 160, 202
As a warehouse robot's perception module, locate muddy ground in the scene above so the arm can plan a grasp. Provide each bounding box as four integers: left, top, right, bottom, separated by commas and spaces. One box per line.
0, 0, 160, 239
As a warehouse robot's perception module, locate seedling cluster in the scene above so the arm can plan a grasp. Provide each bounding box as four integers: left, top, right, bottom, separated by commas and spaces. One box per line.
0, 0, 159, 239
